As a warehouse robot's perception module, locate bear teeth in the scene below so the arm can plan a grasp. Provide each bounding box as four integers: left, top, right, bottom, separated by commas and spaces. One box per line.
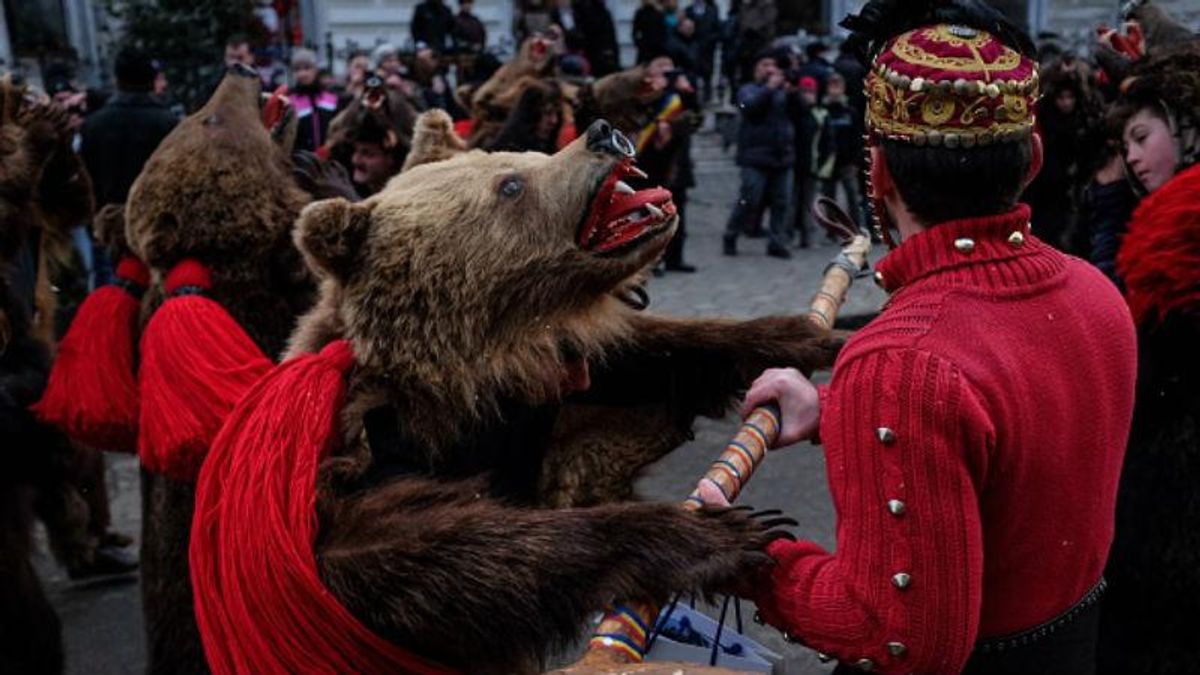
645, 204, 664, 218
627, 166, 648, 179
614, 180, 634, 195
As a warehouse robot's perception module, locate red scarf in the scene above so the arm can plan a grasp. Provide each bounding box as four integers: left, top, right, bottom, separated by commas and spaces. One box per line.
190, 340, 456, 674
1118, 163, 1200, 326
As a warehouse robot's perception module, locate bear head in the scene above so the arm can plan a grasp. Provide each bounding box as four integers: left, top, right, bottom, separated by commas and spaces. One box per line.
294, 110, 677, 448
125, 65, 307, 270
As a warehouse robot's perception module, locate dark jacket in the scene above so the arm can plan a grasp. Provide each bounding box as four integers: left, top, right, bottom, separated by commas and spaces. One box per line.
79, 91, 177, 206
1098, 163, 1200, 674
573, 0, 621, 76
665, 30, 701, 75
411, 0, 456, 53
822, 95, 860, 170
793, 102, 832, 178
685, 0, 721, 58
289, 84, 340, 153
633, 4, 668, 64
1079, 177, 1137, 290
453, 10, 487, 52
735, 82, 796, 169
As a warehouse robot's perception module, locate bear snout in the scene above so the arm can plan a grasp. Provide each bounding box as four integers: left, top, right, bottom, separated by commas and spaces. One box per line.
585, 120, 635, 158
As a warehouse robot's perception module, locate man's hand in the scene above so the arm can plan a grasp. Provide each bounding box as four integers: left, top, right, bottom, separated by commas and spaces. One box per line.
767, 70, 785, 90
740, 368, 820, 448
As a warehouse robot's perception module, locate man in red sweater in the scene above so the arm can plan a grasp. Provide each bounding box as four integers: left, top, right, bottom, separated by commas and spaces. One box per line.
715, 5, 1138, 673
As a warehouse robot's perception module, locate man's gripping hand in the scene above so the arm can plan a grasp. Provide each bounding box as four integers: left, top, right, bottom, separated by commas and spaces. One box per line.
741, 368, 820, 448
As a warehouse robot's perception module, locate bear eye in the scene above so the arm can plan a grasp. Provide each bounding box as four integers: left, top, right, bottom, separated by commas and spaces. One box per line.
498, 175, 524, 199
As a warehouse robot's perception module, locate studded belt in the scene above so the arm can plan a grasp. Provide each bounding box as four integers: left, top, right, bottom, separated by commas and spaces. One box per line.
973, 577, 1107, 655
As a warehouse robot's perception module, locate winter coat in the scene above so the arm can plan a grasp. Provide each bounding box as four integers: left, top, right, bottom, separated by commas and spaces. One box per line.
289, 86, 340, 153
734, 82, 797, 170
793, 103, 832, 178
1100, 163, 1200, 674
79, 92, 177, 206
1079, 177, 1138, 291
822, 96, 860, 170
633, 5, 668, 64
573, 0, 621, 76
411, 0, 456, 53
685, 1, 721, 70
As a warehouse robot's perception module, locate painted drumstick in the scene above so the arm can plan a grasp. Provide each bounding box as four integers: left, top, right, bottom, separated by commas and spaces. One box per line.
581, 404, 781, 665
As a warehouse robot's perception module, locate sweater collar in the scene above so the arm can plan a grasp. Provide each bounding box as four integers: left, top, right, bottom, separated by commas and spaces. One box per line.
874, 204, 1052, 294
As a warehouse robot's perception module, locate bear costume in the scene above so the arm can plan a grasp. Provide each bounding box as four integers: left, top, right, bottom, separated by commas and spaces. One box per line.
190, 110, 842, 674
0, 81, 95, 674
123, 66, 317, 674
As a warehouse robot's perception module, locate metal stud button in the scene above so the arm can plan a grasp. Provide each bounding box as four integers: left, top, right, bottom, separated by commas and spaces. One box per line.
817, 652, 834, 663
886, 641, 908, 657
892, 572, 912, 589
1008, 230, 1026, 247
954, 237, 976, 253
873, 271, 885, 287
876, 427, 896, 444
856, 657, 876, 671
887, 499, 907, 516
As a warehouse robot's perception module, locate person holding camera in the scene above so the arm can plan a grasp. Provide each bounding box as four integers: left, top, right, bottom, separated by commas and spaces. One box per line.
722, 52, 800, 259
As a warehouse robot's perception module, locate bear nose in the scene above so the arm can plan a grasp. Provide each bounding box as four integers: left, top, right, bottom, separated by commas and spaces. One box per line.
586, 120, 635, 158
227, 62, 259, 79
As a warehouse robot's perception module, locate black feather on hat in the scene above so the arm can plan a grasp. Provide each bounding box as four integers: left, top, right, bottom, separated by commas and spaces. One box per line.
839, 0, 1035, 66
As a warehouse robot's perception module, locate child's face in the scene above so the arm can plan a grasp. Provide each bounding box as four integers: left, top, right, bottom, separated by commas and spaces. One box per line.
801, 90, 817, 106
826, 79, 845, 98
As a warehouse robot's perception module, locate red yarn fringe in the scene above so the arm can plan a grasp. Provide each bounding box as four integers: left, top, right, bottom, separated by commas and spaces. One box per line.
1118, 163, 1200, 326
190, 340, 454, 674
137, 259, 272, 481
30, 256, 149, 451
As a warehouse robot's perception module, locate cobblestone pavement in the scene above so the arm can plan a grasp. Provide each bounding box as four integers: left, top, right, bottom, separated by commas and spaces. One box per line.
36, 127, 889, 674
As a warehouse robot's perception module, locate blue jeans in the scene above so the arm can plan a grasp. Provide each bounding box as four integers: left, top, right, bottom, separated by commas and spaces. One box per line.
724, 165, 793, 250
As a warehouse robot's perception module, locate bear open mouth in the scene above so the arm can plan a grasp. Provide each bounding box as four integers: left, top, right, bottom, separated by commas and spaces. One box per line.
578, 159, 676, 255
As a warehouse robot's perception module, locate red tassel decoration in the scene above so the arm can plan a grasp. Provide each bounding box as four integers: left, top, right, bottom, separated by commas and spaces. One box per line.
190, 340, 455, 675
137, 259, 272, 481
31, 256, 150, 451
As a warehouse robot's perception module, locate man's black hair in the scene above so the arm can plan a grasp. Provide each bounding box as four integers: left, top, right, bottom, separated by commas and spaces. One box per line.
225, 33, 251, 48
114, 46, 157, 92
881, 138, 1032, 224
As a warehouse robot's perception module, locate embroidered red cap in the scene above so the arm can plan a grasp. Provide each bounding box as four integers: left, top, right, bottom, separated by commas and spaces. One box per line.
866, 24, 1039, 148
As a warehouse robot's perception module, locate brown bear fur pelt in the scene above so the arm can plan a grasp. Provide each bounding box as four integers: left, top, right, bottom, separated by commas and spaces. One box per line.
0, 81, 94, 675
464, 33, 563, 146
250, 110, 840, 672
466, 63, 666, 151
126, 67, 317, 675
325, 79, 419, 171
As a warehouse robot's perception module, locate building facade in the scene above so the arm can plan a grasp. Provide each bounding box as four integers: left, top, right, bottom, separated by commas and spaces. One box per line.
2, 0, 1198, 86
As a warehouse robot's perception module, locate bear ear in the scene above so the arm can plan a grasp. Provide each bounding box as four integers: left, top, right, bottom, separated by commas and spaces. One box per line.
401, 109, 467, 173
294, 198, 373, 281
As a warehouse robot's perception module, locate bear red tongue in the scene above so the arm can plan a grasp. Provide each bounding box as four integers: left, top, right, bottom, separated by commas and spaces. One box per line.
579, 164, 676, 254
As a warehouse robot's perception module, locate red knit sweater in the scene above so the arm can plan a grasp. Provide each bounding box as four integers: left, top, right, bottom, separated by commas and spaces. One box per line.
752, 205, 1137, 673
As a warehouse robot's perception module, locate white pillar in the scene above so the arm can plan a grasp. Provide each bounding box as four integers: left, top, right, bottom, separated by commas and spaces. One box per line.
63, 0, 102, 84
0, 2, 13, 71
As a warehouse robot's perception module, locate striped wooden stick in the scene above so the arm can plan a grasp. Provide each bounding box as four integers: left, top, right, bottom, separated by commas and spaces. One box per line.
581, 405, 781, 666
